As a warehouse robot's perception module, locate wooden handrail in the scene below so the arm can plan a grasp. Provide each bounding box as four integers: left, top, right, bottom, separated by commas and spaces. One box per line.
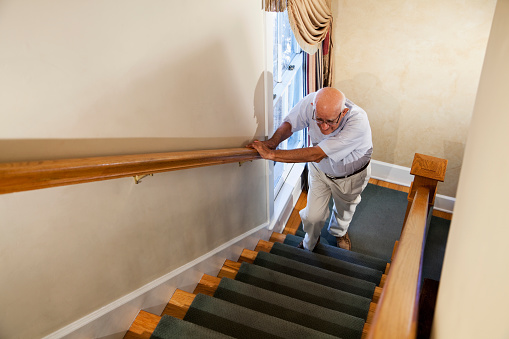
367, 186, 430, 339
0, 148, 261, 194
368, 153, 447, 339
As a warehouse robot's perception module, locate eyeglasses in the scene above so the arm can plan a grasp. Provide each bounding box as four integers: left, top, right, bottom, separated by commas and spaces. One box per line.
312, 109, 342, 126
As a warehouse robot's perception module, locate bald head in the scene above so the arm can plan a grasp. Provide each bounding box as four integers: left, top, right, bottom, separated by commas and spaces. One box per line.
315, 87, 346, 117
313, 87, 348, 135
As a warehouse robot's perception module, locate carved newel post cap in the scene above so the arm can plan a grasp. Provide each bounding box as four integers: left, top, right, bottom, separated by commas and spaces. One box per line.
410, 153, 447, 181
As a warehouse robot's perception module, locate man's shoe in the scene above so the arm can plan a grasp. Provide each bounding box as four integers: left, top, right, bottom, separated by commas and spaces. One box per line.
336, 232, 351, 251
297, 236, 320, 251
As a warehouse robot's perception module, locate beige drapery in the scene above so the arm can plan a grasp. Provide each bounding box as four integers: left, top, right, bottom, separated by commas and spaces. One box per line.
265, 0, 332, 55
287, 0, 332, 55
265, 0, 334, 89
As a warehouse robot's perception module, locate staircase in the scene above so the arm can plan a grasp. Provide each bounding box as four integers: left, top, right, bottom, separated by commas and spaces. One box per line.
124, 230, 391, 339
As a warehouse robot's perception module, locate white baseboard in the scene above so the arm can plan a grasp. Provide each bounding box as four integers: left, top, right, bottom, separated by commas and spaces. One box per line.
371, 159, 455, 214
371, 159, 414, 187
45, 222, 271, 339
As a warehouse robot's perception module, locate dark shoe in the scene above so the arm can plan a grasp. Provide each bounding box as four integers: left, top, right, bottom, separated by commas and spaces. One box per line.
336, 232, 351, 250
297, 236, 320, 251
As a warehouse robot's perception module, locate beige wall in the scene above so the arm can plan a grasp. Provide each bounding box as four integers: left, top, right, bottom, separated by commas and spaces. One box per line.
0, 1, 267, 338
332, 0, 496, 197
0, 0, 266, 160
432, 1, 509, 337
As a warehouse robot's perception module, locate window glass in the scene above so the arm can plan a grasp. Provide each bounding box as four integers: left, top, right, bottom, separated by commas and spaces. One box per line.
278, 11, 298, 79
272, 10, 306, 197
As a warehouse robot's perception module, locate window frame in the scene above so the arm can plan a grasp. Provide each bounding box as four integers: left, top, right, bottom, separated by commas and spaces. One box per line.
271, 10, 307, 200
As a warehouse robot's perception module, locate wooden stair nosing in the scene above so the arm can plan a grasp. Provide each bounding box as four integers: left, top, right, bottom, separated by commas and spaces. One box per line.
124, 310, 160, 339
193, 274, 221, 296
161, 289, 196, 319
269, 232, 286, 243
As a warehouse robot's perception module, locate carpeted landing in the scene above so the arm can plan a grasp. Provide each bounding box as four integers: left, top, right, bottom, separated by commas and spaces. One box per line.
150, 237, 387, 339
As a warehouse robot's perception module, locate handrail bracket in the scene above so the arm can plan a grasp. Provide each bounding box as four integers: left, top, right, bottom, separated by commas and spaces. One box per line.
134, 174, 153, 184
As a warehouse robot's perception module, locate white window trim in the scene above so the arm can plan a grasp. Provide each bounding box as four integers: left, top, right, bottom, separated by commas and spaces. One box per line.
273, 52, 303, 104
265, 10, 307, 231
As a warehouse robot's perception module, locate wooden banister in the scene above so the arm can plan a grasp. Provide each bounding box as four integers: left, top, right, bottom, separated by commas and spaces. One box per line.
367, 186, 429, 339
367, 153, 447, 339
0, 148, 261, 194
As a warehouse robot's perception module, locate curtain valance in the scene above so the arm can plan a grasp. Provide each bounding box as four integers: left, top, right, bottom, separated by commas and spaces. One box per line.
265, 0, 332, 54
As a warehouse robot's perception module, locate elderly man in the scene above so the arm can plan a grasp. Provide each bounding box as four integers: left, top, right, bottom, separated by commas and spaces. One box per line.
250, 87, 372, 251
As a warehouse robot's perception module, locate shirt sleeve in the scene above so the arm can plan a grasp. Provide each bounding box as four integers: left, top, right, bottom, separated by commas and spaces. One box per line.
283, 93, 314, 132
317, 113, 370, 163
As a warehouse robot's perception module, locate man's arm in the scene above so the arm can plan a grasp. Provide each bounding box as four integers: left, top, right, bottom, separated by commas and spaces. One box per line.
251, 140, 327, 163
246, 122, 293, 150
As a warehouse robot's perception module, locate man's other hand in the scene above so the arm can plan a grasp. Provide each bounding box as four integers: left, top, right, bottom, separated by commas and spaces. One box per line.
246, 139, 277, 150
248, 140, 275, 160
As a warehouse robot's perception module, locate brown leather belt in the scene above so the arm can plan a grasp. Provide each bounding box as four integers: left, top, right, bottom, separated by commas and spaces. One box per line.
325, 161, 370, 180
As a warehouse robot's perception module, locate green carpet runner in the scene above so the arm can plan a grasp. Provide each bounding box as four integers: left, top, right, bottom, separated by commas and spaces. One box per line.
252, 250, 377, 298
183, 294, 339, 339
151, 315, 234, 339
267, 241, 383, 285
283, 234, 388, 272
235, 262, 372, 319
213, 278, 365, 339
150, 236, 389, 339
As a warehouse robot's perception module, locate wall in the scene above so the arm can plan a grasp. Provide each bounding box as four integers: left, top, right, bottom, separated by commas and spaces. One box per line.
432, 1, 509, 337
0, 1, 267, 338
331, 0, 497, 197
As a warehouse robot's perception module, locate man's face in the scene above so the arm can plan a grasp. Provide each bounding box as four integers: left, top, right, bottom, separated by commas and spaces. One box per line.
314, 108, 346, 135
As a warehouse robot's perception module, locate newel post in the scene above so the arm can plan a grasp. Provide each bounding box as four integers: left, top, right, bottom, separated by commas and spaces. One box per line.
402, 153, 448, 232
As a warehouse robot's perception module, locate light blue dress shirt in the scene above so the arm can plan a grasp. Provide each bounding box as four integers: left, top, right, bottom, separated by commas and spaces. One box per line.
283, 92, 373, 177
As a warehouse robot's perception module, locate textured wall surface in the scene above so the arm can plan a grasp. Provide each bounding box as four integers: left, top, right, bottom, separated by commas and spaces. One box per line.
332, 0, 496, 197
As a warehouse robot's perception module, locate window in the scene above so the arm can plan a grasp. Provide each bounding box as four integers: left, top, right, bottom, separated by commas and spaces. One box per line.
271, 10, 306, 198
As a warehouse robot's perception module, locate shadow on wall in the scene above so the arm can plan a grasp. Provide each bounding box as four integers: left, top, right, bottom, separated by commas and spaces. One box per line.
337, 73, 401, 164
249, 72, 266, 145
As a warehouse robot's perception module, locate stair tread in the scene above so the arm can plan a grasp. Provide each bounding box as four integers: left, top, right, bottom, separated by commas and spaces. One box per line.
152, 315, 235, 338
254, 250, 377, 299
235, 262, 372, 320
214, 277, 365, 339
124, 311, 160, 339
201, 260, 378, 320
161, 289, 195, 319
270, 241, 384, 285
184, 293, 338, 339
193, 274, 220, 296
284, 233, 389, 272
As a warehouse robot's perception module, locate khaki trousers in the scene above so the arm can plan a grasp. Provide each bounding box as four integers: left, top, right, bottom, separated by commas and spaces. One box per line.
299, 162, 371, 250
